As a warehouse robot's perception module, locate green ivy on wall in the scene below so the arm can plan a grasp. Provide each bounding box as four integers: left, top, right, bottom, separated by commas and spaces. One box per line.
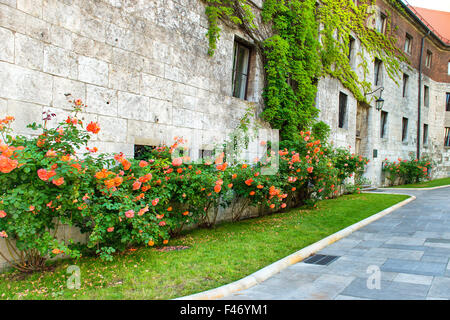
202, 0, 408, 141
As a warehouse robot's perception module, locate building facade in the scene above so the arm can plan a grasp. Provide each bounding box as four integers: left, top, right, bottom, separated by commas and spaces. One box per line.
0, 0, 449, 186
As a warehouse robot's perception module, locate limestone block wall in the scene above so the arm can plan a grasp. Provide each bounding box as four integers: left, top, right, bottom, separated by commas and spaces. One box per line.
0, 0, 267, 160
0, 0, 272, 271
316, 37, 450, 186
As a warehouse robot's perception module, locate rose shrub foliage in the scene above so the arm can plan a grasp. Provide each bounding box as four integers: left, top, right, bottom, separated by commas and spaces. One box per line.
0, 99, 369, 270
382, 157, 432, 186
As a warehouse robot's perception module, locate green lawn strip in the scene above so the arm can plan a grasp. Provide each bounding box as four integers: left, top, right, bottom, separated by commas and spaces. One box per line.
390, 177, 450, 189
0, 193, 408, 300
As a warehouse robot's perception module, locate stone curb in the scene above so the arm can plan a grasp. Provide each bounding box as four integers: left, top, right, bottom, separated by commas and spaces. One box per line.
176, 194, 416, 300
377, 184, 450, 191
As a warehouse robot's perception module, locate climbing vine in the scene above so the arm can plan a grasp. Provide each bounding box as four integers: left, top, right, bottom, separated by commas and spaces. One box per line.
201, 0, 408, 141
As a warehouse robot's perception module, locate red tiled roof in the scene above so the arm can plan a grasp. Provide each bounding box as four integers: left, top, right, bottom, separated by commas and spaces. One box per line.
409, 6, 450, 44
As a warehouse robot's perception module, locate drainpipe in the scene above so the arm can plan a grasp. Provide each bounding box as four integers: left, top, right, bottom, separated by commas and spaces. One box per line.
417, 31, 430, 160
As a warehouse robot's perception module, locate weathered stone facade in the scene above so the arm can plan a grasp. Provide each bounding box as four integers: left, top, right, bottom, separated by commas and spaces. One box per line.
0, 0, 448, 182
0, 0, 268, 162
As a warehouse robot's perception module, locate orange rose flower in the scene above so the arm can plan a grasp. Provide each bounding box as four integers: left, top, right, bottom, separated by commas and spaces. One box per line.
86, 121, 100, 134
0, 155, 18, 173
139, 160, 148, 167
132, 180, 142, 190
52, 177, 65, 186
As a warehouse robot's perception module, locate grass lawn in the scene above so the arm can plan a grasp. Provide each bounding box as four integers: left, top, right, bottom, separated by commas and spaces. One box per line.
390, 177, 450, 189
0, 193, 408, 300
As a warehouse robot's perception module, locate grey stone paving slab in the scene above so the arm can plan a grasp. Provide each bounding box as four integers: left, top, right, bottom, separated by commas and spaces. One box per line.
421, 255, 450, 264
428, 277, 450, 299
381, 244, 426, 251
393, 273, 434, 285
224, 187, 450, 300
424, 242, 450, 249
363, 247, 424, 260
340, 278, 430, 300
385, 237, 426, 246
381, 259, 447, 276
284, 274, 355, 300
354, 240, 385, 249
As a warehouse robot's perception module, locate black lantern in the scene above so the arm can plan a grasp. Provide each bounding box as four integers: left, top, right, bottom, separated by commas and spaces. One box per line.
365, 87, 384, 111
375, 96, 384, 111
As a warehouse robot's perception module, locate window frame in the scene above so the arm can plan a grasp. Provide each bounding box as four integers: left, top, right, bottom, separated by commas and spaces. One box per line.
338, 92, 348, 129
380, 111, 388, 139
402, 117, 409, 142
425, 50, 433, 68
374, 58, 382, 86
424, 85, 429, 107
445, 127, 450, 147
377, 12, 387, 34
402, 73, 409, 98
446, 93, 450, 112
232, 39, 252, 100
348, 36, 355, 62
423, 123, 428, 146
404, 33, 413, 54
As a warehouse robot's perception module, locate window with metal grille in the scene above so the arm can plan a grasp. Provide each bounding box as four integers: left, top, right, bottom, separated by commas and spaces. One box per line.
134, 144, 157, 160
199, 149, 213, 160
374, 58, 382, 86
380, 111, 388, 138
423, 124, 428, 145
338, 92, 347, 129
424, 85, 429, 107
445, 128, 450, 147
402, 117, 408, 142
425, 50, 432, 68
446, 93, 450, 112
402, 74, 409, 97
232, 40, 251, 100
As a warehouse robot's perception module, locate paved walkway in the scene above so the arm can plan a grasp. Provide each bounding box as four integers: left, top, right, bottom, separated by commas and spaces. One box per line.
225, 187, 450, 300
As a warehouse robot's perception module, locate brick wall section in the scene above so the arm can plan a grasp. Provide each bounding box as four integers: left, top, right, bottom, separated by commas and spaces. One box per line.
376, 0, 450, 83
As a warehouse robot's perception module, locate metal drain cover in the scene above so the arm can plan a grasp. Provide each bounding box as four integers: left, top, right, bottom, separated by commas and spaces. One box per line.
303, 254, 340, 266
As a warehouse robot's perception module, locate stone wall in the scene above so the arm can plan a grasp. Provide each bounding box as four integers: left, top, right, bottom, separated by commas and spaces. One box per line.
0, 0, 449, 184
316, 1, 450, 186
0, 0, 267, 160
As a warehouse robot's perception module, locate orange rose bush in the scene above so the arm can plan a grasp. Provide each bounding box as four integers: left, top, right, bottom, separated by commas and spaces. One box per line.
0, 97, 370, 270
382, 157, 432, 186
0, 100, 108, 272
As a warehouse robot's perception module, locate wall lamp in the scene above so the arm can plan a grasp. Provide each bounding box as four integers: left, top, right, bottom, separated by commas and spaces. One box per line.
365, 87, 385, 111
